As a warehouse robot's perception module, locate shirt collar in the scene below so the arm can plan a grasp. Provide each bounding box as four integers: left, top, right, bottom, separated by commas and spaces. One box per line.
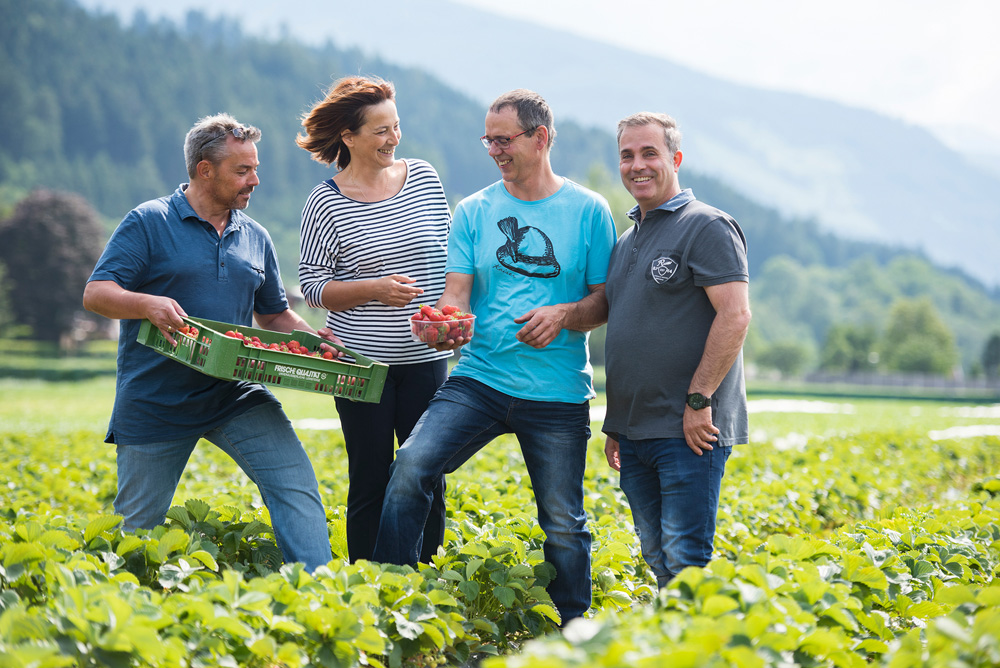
627, 188, 696, 224
173, 183, 243, 232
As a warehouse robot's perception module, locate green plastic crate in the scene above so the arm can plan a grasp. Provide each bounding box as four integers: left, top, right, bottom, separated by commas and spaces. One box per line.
137, 316, 387, 402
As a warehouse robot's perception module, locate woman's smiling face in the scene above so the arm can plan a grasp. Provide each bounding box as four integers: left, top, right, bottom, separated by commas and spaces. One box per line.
345, 99, 401, 169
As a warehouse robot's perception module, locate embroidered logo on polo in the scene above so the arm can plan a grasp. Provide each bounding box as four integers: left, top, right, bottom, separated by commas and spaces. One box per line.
651, 256, 678, 284
495, 216, 561, 278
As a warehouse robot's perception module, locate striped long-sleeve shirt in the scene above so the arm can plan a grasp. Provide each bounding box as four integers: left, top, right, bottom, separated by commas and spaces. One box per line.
299, 159, 453, 365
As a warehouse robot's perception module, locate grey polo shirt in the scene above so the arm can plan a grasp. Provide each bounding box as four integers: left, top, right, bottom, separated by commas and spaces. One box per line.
602, 189, 749, 445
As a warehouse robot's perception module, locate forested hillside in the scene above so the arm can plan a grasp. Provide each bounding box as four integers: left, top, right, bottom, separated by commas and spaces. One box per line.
3, 0, 1000, 374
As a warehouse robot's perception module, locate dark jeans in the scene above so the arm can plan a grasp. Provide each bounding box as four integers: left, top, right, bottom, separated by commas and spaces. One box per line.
373, 375, 593, 622
617, 436, 731, 588
335, 357, 448, 562
115, 403, 331, 571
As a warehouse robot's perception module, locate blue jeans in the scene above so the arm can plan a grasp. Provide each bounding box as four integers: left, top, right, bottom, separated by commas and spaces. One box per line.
114, 403, 332, 571
335, 358, 448, 563
617, 436, 731, 589
373, 376, 593, 622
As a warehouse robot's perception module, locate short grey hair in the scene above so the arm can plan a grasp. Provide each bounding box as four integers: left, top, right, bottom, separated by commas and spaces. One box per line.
489, 89, 556, 148
617, 112, 682, 156
184, 113, 262, 178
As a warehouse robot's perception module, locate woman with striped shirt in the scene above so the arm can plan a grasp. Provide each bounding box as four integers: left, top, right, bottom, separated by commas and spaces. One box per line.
297, 76, 451, 563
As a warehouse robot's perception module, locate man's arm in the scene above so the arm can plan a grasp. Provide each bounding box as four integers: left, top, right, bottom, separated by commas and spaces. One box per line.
255, 308, 344, 352
83, 280, 187, 343
514, 283, 608, 349
254, 308, 312, 334
683, 280, 751, 455
426, 272, 474, 351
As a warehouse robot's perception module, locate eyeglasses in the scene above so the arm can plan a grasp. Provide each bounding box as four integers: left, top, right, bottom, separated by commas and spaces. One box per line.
207, 126, 249, 145
480, 127, 536, 150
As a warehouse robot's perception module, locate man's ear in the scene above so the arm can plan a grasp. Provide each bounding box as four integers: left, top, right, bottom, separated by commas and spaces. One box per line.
534, 125, 549, 149
195, 159, 214, 181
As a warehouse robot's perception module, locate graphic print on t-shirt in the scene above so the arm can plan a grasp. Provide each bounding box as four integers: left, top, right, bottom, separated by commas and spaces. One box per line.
495, 216, 561, 278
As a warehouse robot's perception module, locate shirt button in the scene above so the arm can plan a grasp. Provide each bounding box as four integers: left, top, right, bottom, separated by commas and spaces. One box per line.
632, 248, 637, 253
221, 262, 225, 267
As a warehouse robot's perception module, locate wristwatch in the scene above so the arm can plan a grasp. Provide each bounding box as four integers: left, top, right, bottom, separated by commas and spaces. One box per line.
686, 392, 711, 410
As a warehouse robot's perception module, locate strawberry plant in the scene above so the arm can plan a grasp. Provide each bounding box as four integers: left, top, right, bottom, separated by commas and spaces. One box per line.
2, 389, 1000, 665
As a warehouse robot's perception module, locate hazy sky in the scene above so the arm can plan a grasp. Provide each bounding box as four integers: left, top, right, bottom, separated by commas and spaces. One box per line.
454, 0, 1000, 151
76, 0, 1000, 152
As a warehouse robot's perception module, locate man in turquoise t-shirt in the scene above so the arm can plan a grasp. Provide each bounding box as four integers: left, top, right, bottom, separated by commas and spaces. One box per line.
373, 89, 616, 623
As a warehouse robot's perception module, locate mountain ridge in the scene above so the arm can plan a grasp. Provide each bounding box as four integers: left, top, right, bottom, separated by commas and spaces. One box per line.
80, 0, 1000, 286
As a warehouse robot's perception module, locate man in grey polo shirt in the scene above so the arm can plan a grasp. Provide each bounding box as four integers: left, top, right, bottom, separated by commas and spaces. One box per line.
84, 113, 337, 571
602, 112, 751, 589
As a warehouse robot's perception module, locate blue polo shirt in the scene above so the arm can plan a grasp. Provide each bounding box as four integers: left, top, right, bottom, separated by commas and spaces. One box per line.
88, 185, 288, 445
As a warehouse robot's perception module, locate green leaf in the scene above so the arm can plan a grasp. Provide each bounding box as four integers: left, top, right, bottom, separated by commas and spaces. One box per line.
847, 565, 888, 590
184, 498, 212, 522
2, 542, 45, 566
188, 550, 219, 572
353, 626, 386, 655
977, 587, 1000, 606
207, 615, 253, 639
460, 542, 490, 559
465, 557, 484, 580
493, 586, 515, 608
909, 559, 935, 578
530, 603, 560, 623
820, 606, 859, 632
155, 529, 190, 562
508, 563, 534, 579
241, 520, 272, 540
856, 610, 892, 640
249, 635, 277, 658
934, 584, 977, 605
798, 628, 847, 655
115, 536, 145, 557
701, 594, 740, 616
458, 580, 480, 601
270, 617, 306, 635
427, 589, 459, 607
392, 611, 423, 640
165, 506, 192, 528
905, 601, 946, 619
932, 616, 973, 643
856, 638, 890, 653
472, 618, 499, 633
421, 622, 445, 648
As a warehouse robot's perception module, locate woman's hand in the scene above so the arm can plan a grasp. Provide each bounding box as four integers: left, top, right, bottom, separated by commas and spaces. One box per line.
374, 274, 424, 307
316, 328, 345, 358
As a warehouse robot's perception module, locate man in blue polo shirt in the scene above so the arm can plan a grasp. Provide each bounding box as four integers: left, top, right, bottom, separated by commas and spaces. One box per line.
84, 113, 335, 571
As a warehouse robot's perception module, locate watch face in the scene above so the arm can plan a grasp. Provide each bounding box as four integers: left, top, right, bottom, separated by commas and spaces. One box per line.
687, 393, 710, 410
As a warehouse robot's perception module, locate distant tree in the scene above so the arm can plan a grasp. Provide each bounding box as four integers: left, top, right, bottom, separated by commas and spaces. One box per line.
983, 333, 1000, 380
881, 298, 957, 375
0, 189, 106, 343
755, 340, 812, 377
583, 162, 635, 235
0, 261, 13, 335
820, 323, 879, 372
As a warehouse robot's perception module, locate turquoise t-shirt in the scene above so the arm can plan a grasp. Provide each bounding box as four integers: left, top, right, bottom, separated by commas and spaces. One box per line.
446, 179, 616, 402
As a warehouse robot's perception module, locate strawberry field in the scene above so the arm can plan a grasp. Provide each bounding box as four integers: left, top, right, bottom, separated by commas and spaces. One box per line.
1, 377, 999, 667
